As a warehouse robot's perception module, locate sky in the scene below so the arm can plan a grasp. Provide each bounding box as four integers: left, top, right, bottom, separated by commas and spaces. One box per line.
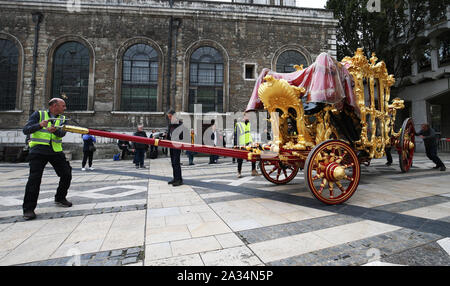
207, 0, 328, 9
296, 0, 327, 9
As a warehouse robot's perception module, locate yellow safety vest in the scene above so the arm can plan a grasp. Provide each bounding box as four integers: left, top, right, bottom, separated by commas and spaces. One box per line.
236, 122, 252, 146
29, 111, 65, 152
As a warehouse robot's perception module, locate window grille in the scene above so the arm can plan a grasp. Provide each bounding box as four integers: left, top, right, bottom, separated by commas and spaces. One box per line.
51, 41, 90, 110
121, 44, 158, 112
276, 50, 308, 73
0, 39, 19, 111
189, 46, 224, 113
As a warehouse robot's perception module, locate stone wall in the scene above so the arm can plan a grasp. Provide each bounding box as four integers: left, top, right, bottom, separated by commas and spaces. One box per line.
0, 0, 337, 159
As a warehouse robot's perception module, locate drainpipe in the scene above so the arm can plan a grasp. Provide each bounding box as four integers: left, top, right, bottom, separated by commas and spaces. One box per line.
171, 18, 181, 111
30, 12, 43, 115
166, 0, 175, 111
167, 16, 173, 111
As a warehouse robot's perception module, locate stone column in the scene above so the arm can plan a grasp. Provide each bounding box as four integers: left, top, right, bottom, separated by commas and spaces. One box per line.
411, 46, 419, 76
430, 37, 439, 71
412, 99, 429, 152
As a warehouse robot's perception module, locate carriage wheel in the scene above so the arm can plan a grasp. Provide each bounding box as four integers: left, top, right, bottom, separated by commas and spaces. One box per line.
304, 140, 361, 205
399, 118, 415, 173
260, 160, 300, 185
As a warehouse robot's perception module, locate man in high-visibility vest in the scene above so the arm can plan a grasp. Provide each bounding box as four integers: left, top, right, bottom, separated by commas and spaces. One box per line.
234, 112, 258, 178
22, 98, 73, 220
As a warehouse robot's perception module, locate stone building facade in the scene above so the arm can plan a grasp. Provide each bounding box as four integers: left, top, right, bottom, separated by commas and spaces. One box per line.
393, 5, 450, 152
0, 0, 337, 159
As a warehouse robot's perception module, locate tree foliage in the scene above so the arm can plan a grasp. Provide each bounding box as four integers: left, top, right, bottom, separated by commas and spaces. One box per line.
326, 0, 449, 80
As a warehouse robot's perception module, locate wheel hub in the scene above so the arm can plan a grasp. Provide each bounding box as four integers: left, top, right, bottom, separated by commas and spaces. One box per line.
325, 162, 346, 182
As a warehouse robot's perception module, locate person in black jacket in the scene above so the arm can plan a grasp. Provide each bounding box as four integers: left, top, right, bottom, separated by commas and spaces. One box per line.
209, 120, 219, 164
167, 109, 184, 186
416, 124, 446, 171
132, 125, 148, 169
118, 138, 131, 160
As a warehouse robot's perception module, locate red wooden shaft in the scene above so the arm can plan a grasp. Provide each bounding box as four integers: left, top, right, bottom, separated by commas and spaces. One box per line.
87, 128, 252, 160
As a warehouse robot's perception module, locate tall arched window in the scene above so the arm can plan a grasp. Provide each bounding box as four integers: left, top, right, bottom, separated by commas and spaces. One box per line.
52, 41, 90, 110
121, 44, 158, 111
189, 46, 224, 113
0, 39, 19, 110
276, 50, 308, 73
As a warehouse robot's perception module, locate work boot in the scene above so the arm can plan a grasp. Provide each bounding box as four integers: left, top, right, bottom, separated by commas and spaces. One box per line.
23, 210, 36, 221
251, 170, 259, 176
172, 180, 183, 187
55, 198, 73, 208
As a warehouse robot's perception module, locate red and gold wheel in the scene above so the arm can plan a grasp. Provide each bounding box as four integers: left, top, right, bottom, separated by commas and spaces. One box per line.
399, 118, 415, 173
304, 140, 361, 205
260, 159, 300, 185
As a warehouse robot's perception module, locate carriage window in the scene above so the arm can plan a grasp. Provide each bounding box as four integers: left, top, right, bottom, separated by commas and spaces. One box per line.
276, 50, 308, 73
373, 78, 380, 111
189, 46, 224, 113
52, 41, 90, 111
363, 78, 371, 108
0, 39, 19, 111
121, 44, 158, 112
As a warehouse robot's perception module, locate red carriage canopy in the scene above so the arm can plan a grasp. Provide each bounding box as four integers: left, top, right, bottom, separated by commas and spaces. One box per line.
246, 53, 358, 116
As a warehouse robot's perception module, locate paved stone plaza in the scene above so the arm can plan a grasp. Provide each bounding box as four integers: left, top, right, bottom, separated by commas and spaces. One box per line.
0, 152, 449, 266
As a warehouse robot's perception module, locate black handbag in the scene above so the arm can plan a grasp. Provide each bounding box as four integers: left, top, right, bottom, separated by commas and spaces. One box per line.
88, 145, 96, 152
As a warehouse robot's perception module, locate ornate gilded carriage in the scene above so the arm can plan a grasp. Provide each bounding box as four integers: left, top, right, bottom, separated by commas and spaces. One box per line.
255, 48, 415, 204
61, 49, 415, 206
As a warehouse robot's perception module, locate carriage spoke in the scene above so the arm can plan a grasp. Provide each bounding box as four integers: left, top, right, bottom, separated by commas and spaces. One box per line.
328, 182, 334, 198
276, 168, 281, 180
335, 181, 347, 194
268, 166, 278, 175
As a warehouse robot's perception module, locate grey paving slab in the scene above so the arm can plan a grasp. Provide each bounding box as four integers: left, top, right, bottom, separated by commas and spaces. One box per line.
1, 154, 449, 266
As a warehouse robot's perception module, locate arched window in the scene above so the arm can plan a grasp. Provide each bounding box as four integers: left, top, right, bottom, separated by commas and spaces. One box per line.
276, 50, 308, 73
189, 46, 224, 113
0, 39, 19, 110
51, 41, 90, 110
121, 44, 158, 111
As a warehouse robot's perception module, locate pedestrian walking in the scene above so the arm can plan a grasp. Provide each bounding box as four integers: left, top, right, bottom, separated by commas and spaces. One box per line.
81, 134, 96, 171
167, 109, 184, 186
22, 98, 73, 220
149, 129, 159, 159
186, 128, 197, 165
132, 125, 148, 169
209, 120, 219, 164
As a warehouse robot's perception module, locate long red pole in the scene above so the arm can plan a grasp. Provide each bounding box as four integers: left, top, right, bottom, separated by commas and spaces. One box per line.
63, 125, 252, 160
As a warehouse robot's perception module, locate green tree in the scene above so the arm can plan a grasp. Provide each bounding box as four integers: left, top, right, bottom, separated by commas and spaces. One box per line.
326, 0, 449, 80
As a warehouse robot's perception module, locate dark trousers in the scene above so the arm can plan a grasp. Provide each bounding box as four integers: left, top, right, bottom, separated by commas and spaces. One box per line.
237, 159, 256, 173
209, 154, 219, 163
170, 148, 182, 181
23, 152, 72, 212
186, 151, 196, 165
82, 150, 94, 168
134, 149, 146, 167
425, 144, 445, 167
120, 148, 128, 160
385, 147, 393, 164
